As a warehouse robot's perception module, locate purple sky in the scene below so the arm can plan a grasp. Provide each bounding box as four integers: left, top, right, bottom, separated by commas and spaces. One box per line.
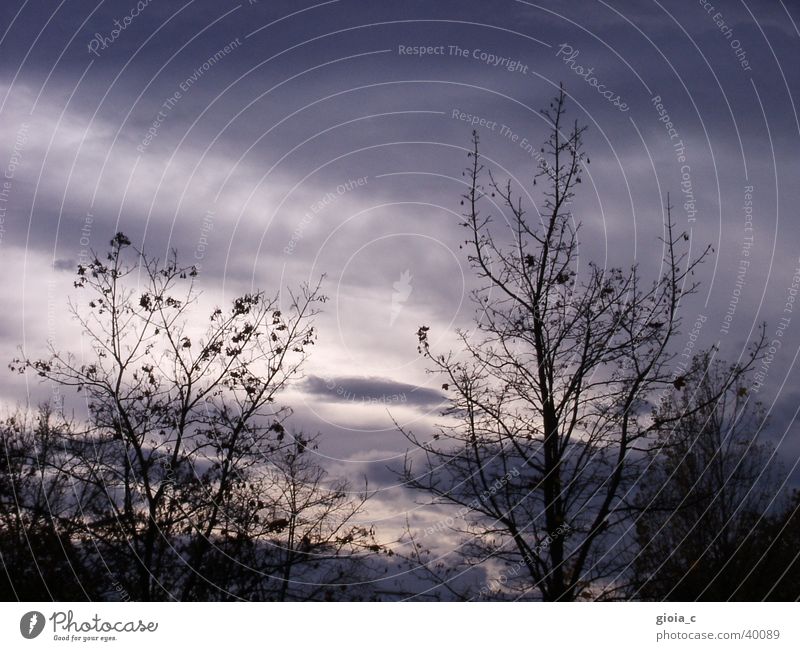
1, 0, 799, 546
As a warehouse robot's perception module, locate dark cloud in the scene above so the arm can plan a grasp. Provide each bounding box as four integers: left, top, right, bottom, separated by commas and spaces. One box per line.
52, 258, 76, 271
302, 374, 445, 409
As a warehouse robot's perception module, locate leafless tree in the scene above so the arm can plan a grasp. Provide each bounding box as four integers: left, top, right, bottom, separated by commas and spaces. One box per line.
9, 233, 381, 600
401, 87, 765, 601
632, 354, 785, 600
0, 407, 104, 599
192, 431, 383, 601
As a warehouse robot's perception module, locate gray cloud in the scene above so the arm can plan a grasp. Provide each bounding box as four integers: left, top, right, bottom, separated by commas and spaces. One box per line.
301, 374, 445, 409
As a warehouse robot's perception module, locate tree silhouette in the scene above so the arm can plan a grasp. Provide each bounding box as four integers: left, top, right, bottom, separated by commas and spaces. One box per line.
401, 88, 765, 601
632, 354, 795, 600
7, 234, 379, 600
188, 431, 382, 601
0, 407, 103, 599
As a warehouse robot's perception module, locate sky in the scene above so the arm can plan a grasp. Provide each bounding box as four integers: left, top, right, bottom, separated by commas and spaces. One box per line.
0, 0, 799, 547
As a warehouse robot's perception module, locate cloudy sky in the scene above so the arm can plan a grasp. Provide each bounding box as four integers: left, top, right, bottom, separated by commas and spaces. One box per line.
1, 0, 799, 543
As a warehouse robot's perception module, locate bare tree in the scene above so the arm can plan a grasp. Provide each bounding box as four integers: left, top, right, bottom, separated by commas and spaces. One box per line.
402, 87, 765, 601
260, 433, 380, 601
632, 354, 785, 600
192, 431, 383, 601
0, 407, 104, 599
9, 233, 337, 600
